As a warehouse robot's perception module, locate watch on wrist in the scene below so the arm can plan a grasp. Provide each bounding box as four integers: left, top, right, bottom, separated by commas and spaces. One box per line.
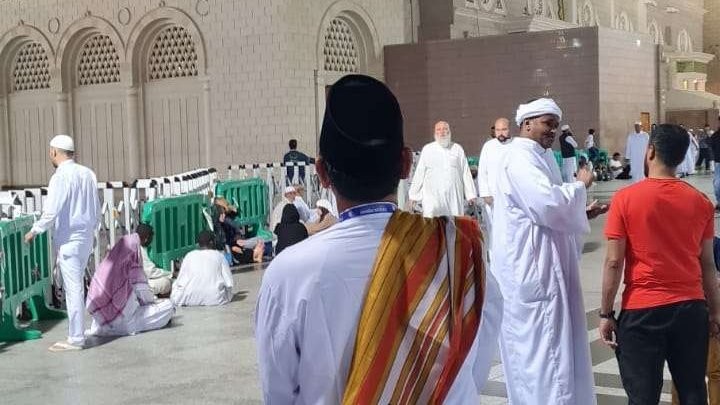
599, 310, 616, 319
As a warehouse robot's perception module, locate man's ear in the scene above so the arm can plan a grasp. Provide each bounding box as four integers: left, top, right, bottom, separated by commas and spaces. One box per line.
315, 156, 331, 188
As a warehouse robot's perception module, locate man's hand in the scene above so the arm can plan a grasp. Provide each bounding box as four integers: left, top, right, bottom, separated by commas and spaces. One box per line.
577, 167, 594, 188
587, 200, 610, 220
711, 311, 720, 339
482, 196, 494, 206
599, 318, 618, 349
24, 231, 35, 244
408, 200, 418, 212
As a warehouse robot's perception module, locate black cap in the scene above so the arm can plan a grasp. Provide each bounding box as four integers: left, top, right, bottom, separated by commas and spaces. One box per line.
319, 74, 403, 180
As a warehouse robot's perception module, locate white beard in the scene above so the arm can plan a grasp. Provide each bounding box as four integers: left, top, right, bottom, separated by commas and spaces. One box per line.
437, 138, 452, 148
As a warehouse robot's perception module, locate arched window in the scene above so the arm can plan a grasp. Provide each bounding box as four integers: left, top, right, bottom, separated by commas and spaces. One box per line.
147, 26, 199, 81
579, 1, 595, 27
677, 30, 692, 53
12, 42, 50, 92
323, 18, 359, 73
648, 21, 662, 45
76, 34, 120, 86
615, 12, 633, 32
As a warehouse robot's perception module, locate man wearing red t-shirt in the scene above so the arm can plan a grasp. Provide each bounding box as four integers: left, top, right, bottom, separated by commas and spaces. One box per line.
600, 123, 720, 404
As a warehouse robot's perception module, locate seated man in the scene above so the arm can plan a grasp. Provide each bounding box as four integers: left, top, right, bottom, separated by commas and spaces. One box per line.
171, 231, 234, 306
230, 234, 265, 265
86, 233, 175, 337
137, 224, 172, 296
305, 199, 337, 236
610, 152, 631, 180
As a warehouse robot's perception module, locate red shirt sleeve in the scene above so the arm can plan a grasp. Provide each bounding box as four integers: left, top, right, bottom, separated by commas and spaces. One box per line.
604, 192, 626, 239
703, 201, 715, 240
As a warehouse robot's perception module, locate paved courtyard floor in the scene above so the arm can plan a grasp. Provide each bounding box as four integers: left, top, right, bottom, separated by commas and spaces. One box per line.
0, 174, 716, 404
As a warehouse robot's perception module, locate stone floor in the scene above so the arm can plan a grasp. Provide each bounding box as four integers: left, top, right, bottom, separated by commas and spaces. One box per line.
0, 173, 716, 404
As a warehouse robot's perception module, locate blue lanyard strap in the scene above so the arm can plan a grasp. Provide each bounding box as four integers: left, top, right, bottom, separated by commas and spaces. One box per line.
339, 202, 397, 222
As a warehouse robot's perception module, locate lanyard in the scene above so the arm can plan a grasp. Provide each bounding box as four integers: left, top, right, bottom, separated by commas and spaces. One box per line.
339, 202, 397, 222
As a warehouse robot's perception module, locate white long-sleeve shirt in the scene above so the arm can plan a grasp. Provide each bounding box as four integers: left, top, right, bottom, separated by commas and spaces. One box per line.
171, 249, 234, 306
31, 159, 100, 247
584, 134, 595, 149
409, 142, 477, 217
477, 138, 511, 199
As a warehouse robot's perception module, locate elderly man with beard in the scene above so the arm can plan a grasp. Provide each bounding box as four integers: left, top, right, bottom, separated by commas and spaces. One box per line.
409, 121, 477, 217
490, 98, 607, 404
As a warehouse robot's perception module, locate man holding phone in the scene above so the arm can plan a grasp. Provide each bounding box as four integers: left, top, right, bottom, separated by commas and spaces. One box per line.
600, 124, 720, 404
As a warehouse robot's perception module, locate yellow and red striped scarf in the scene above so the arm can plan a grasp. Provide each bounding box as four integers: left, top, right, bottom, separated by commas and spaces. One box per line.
343, 211, 485, 405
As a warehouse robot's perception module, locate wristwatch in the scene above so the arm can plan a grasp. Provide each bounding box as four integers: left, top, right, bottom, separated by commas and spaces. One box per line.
599, 310, 616, 319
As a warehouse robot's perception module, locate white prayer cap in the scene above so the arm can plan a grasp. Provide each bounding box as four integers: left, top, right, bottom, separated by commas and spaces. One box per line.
316, 199, 332, 212
561, 124, 570, 131
634, 121, 642, 126
283, 186, 296, 194
515, 98, 563, 127
49, 134, 74, 152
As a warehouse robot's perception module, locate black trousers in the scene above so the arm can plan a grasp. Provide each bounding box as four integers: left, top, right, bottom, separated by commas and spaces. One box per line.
617, 300, 709, 405
697, 148, 713, 170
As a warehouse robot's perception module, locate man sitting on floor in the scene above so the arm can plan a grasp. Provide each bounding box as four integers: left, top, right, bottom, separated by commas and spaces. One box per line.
171, 231, 235, 306
137, 224, 172, 297
86, 232, 175, 337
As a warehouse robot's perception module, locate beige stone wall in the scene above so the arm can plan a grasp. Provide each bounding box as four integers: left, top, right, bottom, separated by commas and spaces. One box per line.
597, 27, 657, 156
0, 0, 405, 185
706, 0, 720, 97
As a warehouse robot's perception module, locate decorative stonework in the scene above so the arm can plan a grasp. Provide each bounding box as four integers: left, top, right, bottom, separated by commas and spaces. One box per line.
48, 17, 61, 34
580, 2, 595, 26
323, 18, 358, 73
147, 25, 199, 81
77, 34, 121, 86
678, 30, 692, 53
118, 7, 131, 26
12, 42, 50, 92
196, 0, 210, 17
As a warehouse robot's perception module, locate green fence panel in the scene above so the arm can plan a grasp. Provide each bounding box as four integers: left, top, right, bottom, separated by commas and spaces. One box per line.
214, 178, 272, 240
141, 193, 209, 271
0, 216, 65, 342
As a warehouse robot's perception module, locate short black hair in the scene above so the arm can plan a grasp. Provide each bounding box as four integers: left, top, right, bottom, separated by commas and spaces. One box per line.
289, 139, 298, 150
649, 124, 689, 168
196, 230, 216, 249
136, 223, 153, 240
612, 152, 621, 158
324, 161, 401, 202
589, 129, 595, 135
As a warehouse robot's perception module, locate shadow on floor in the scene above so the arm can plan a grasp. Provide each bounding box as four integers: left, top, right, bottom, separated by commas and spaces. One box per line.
231, 291, 250, 302
583, 241, 601, 254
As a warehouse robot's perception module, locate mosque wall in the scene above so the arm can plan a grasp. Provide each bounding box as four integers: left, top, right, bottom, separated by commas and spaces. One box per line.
706, 0, 720, 98
0, 0, 405, 186
385, 27, 601, 157
597, 27, 658, 157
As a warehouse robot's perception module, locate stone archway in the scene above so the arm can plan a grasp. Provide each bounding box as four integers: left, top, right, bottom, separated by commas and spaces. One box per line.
0, 25, 56, 186
57, 16, 129, 182
314, 1, 381, 136
127, 7, 209, 178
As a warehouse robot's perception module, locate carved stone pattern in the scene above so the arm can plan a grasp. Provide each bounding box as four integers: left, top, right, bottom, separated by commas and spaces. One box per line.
13, 42, 50, 92
581, 3, 593, 26
77, 34, 121, 86
147, 25, 199, 81
323, 18, 358, 73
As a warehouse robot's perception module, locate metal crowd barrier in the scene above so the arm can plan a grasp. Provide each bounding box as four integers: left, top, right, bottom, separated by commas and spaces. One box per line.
214, 178, 272, 240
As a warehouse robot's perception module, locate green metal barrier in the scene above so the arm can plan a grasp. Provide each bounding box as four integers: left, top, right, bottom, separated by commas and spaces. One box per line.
0, 216, 65, 341
214, 178, 272, 240
141, 193, 210, 271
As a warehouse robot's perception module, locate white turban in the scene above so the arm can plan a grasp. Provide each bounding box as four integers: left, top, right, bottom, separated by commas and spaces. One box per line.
284, 186, 296, 194
560, 124, 570, 131
515, 98, 563, 127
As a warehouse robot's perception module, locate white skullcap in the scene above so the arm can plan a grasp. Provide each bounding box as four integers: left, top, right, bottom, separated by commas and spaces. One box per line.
49, 134, 74, 152
635, 121, 642, 125
316, 199, 332, 212
561, 124, 570, 131
515, 98, 563, 127
284, 186, 296, 194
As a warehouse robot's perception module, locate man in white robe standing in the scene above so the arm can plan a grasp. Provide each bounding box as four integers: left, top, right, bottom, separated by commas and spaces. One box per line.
24, 135, 100, 352
478, 117, 512, 251
255, 74, 502, 404
559, 124, 579, 182
409, 121, 477, 217
492, 98, 606, 404
626, 123, 650, 183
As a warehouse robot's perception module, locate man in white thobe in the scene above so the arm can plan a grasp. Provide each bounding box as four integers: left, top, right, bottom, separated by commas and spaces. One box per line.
409, 121, 477, 217
492, 98, 603, 404
137, 224, 172, 296
270, 186, 314, 231
24, 135, 100, 352
171, 231, 234, 306
478, 117, 512, 251
255, 75, 502, 404
626, 122, 650, 183
559, 124, 578, 183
